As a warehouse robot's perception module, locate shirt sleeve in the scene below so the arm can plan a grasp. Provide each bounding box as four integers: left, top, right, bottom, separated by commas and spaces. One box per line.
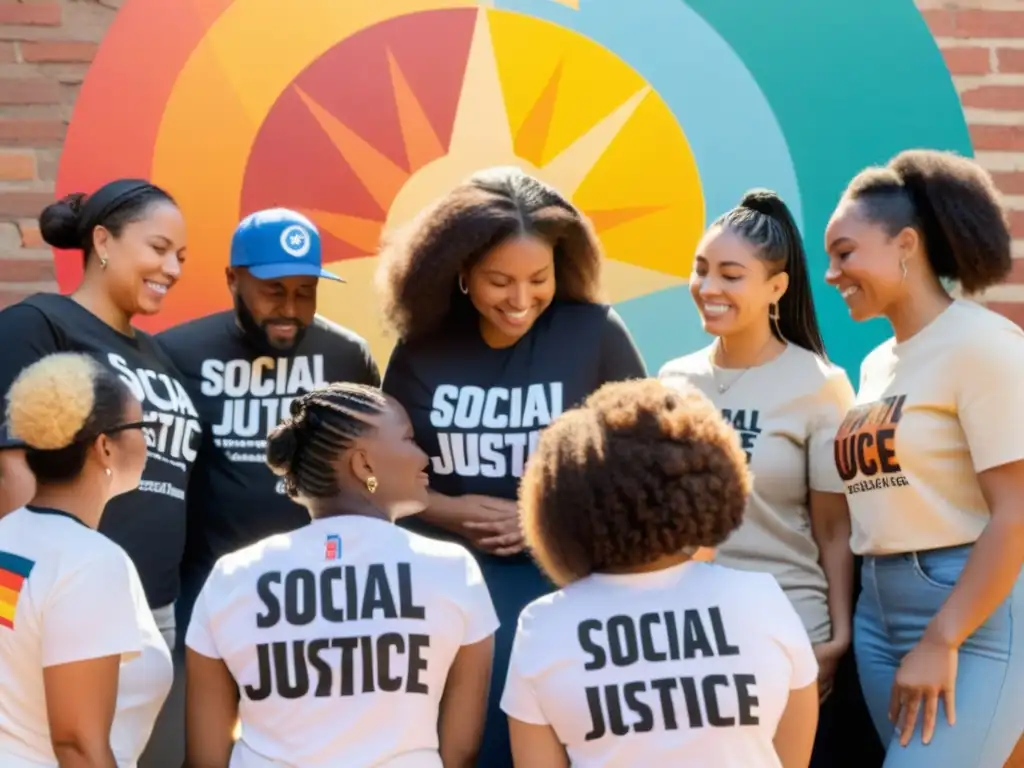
598, 308, 647, 385
808, 366, 855, 493
42, 548, 143, 668
0, 304, 63, 438
381, 341, 430, 408
758, 573, 818, 690
956, 324, 1024, 473
359, 342, 382, 388
499, 613, 549, 725
460, 550, 499, 645
184, 573, 222, 659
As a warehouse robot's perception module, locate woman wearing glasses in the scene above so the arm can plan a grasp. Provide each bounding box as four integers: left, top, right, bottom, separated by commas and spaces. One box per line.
0, 353, 173, 767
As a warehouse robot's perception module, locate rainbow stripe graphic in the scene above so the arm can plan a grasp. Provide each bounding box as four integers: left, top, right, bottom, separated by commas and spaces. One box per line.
0, 551, 36, 630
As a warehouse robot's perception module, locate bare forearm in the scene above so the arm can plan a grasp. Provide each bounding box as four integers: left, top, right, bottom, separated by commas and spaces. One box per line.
929, 514, 1024, 647
819, 535, 853, 644
53, 743, 116, 768
422, 490, 460, 530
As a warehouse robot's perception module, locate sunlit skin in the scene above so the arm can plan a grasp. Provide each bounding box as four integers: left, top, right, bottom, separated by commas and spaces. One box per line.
822, 198, 950, 340
463, 235, 556, 349
226, 268, 319, 351
89, 201, 188, 318
690, 227, 787, 366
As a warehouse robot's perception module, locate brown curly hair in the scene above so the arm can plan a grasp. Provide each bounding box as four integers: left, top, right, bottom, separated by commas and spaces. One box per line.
519, 378, 751, 587
844, 149, 1011, 294
376, 166, 602, 342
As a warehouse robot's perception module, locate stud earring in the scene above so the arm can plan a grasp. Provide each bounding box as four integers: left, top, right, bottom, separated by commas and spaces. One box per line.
99, 253, 108, 270
458, 275, 468, 294
105, 468, 112, 477
365, 476, 378, 494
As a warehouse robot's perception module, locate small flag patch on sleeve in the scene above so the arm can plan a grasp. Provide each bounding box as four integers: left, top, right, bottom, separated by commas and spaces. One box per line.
0, 551, 35, 630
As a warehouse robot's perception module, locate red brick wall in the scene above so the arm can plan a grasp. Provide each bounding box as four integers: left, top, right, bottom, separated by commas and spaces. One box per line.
0, 0, 1022, 318
0, 0, 108, 307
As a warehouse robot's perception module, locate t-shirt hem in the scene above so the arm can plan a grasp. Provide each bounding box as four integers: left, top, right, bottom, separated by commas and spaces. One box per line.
462, 618, 500, 646
499, 702, 548, 726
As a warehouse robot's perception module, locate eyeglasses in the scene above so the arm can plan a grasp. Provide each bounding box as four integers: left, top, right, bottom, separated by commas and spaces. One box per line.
103, 420, 150, 437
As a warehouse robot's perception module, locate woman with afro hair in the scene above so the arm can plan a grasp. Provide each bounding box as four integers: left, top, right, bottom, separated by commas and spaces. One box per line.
500, 378, 819, 767
377, 166, 647, 764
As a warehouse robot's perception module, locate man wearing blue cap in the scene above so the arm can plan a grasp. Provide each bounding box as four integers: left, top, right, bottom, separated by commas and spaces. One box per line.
157, 208, 380, 629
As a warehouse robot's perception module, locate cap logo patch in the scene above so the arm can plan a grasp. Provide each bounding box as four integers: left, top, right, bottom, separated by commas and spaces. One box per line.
280, 224, 311, 258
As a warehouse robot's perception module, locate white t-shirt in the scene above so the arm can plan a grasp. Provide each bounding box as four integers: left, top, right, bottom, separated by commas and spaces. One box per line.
186, 515, 499, 768
500, 561, 817, 768
0, 506, 173, 768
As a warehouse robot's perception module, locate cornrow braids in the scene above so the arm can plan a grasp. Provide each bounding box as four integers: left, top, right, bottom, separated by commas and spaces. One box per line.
265, 383, 389, 500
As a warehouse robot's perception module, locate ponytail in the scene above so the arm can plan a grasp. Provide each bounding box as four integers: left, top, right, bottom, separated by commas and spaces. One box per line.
714, 189, 827, 358
843, 150, 1010, 294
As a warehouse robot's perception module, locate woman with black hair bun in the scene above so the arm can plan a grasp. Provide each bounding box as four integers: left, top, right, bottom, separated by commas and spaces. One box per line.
824, 149, 1024, 767
0, 352, 172, 767
659, 189, 872, 765
0, 179, 199, 767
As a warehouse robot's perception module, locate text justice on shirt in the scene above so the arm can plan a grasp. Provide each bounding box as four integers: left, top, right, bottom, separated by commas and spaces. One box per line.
198, 355, 328, 461
107, 351, 201, 467
243, 561, 430, 701
428, 382, 563, 478
577, 606, 759, 741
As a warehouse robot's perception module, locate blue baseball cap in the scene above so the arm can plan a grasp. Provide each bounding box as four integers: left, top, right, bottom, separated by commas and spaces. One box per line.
230, 208, 344, 282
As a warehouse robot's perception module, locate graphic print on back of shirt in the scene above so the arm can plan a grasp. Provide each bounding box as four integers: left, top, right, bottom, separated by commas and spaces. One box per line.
107, 352, 202, 500
577, 605, 759, 741
429, 382, 563, 478
834, 394, 909, 494
244, 536, 431, 701
200, 355, 329, 466
721, 409, 762, 462
0, 551, 35, 629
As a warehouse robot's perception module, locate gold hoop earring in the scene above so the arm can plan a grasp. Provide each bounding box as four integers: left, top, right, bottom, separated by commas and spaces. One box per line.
365, 476, 378, 494
769, 303, 780, 322
458, 275, 468, 294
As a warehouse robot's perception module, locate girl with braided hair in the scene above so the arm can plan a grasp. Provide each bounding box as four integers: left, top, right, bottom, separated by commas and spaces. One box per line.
185, 383, 498, 768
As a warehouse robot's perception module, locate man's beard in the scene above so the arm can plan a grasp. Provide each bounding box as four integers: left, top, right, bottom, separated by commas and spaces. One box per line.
234, 293, 308, 355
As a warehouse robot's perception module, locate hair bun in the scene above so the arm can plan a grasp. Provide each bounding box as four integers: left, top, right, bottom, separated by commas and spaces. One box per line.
739, 188, 786, 219
38, 193, 86, 250
5, 353, 97, 450
265, 422, 299, 477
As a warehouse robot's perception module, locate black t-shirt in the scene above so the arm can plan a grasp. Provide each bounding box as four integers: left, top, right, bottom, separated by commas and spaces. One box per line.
0, 293, 201, 608
381, 301, 646, 559
156, 310, 380, 572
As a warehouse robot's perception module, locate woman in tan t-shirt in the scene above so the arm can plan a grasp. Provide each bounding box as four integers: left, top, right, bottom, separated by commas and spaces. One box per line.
659, 189, 863, 766
824, 149, 1024, 768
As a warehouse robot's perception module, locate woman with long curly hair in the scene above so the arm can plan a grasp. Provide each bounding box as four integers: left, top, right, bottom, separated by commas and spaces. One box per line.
376, 166, 647, 764
501, 378, 819, 767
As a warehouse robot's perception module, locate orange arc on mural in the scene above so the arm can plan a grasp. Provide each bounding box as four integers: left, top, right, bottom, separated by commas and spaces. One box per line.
63, 0, 704, 361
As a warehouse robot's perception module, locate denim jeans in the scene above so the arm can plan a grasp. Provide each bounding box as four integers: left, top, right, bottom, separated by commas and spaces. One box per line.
855, 545, 1024, 767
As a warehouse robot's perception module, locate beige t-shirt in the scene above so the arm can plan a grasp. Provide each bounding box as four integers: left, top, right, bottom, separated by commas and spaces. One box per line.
660, 344, 854, 643
840, 300, 1024, 555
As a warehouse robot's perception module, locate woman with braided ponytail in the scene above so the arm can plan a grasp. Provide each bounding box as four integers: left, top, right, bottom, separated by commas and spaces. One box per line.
824, 149, 1024, 767
184, 383, 498, 768
660, 190, 870, 765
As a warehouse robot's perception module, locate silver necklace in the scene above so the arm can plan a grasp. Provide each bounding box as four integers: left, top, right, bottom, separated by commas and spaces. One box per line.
710, 339, 780, 394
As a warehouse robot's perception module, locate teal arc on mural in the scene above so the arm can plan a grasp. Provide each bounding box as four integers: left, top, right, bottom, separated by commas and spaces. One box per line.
497, 0, 972, 378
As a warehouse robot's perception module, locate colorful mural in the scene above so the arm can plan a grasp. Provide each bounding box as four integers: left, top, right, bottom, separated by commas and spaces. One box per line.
57, 0, 971, 376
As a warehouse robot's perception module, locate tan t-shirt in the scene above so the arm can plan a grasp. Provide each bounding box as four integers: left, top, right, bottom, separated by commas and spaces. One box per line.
660, 344, 854, 643
840, 300, 1024, 556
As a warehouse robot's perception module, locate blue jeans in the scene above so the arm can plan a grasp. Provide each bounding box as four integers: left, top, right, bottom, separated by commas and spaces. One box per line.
855, 545, 1024, 767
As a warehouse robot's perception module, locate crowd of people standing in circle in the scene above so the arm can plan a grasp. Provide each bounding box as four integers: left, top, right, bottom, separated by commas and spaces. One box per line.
0, 149, 1020, 768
